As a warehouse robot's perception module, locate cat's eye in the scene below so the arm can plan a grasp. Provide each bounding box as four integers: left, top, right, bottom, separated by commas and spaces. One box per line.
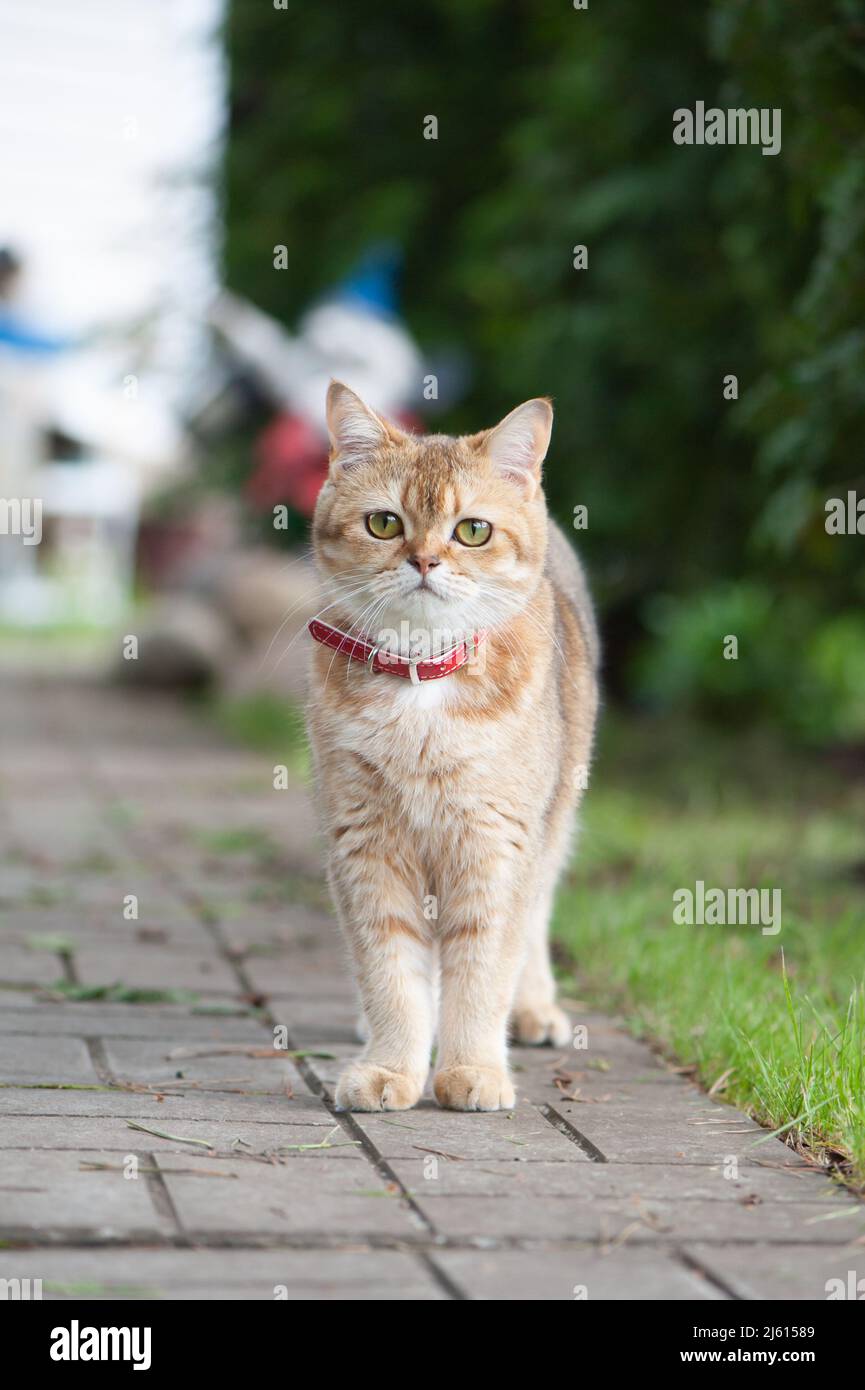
454, 518, 492, 547
365, 511, 404, 540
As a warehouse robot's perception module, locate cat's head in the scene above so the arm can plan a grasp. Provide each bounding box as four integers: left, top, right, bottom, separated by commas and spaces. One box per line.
311, 381, 552, 651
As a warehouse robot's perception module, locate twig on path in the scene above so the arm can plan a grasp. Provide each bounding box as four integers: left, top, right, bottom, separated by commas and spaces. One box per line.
0, 1082, 115, 1092
707, 1066, 736, 1095
229, 1129, 361, 1159
412, 1145, 467, 1162
125, 1120, 216, 1149
118, 1077, 292, 1097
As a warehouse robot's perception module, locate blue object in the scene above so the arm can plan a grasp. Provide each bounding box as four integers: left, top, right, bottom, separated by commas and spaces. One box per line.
332, 244, 402, 318
0, 310, 70, 354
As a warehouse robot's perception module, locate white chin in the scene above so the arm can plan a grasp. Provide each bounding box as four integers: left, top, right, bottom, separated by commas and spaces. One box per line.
362, 587, 479, 655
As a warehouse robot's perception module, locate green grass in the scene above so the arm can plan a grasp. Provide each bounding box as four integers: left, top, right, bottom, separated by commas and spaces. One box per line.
43, 982, 197, 1005
213, 693, 309, 775
194, 826, 279, 857
554, 715, 865, 1190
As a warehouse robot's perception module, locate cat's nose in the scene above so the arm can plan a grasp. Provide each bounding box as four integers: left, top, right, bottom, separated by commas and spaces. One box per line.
408, 553, 441, 576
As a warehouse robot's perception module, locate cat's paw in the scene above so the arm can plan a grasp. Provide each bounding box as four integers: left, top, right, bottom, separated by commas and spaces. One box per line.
335, 1062, 422, 1112
433, 1065, 515, 1112
511, 1002, 571, 1047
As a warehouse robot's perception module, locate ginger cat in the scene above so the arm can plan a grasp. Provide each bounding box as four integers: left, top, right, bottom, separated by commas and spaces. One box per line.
307, 382, 599, 1112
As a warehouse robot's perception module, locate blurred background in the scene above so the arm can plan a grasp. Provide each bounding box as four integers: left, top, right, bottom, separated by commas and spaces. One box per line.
1, 2, 864, 1169
2, 0, 863, 742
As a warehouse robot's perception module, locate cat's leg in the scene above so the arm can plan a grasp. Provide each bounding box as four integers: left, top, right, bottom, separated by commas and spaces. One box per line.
510, 798, 580, 1045
329, 860, 434, 1112
433, 861, 524, 1111
509, 878, 571, 1046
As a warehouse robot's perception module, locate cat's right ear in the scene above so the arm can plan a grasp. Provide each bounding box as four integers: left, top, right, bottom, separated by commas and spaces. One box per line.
326, 381, 396, 473
482, 398, 553, 495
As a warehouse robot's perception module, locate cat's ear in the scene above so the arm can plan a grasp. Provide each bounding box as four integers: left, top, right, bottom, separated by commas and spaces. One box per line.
326, 381, 401, 471
482, 398, 553, 493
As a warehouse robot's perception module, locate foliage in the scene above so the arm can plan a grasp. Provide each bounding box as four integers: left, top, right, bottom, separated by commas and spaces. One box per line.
636, 583, 865, 741
223, 0, 865, 740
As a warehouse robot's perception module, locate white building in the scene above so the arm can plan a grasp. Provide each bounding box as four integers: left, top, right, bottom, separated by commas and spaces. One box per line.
0, 0, 226, 624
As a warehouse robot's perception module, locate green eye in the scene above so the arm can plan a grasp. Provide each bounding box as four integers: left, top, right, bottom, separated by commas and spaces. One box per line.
365, 511, 403, 539
454, 518, 492, 547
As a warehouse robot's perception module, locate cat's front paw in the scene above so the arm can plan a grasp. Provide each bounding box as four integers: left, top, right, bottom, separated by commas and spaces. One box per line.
511, 1002, 571, 1047
335, 1062, 423, 1112
433, 1065, 515, 1112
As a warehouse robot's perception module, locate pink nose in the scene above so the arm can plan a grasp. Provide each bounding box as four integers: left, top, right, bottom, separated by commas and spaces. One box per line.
408, 554, 441, 577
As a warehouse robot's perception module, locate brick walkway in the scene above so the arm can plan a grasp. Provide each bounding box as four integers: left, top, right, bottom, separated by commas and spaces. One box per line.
1, 671, 861, 1300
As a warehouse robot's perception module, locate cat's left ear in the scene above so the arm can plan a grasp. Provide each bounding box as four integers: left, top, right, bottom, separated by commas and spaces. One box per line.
482, 398, 553, 494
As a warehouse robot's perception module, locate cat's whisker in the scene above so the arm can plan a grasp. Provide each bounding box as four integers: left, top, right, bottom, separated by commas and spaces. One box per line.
267, 580, 377, 678
468, 582, 569, 666
321, 590, 391, 692
255, 566, 373, 672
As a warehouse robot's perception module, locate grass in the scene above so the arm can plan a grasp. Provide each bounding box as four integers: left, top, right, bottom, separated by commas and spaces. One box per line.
42, 982, 197, 1005
554, 715, 865, 1189
212, 693, 309, 775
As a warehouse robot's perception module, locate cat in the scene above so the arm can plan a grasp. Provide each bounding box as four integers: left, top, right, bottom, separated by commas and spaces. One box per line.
306, 381, 599, 1111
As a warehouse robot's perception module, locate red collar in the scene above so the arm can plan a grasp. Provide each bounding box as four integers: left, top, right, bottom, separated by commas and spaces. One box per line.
308, 618, 486, 684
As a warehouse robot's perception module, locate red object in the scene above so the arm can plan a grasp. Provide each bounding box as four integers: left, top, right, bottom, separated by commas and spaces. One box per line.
248, 409, 426, 517
248, 414, 327, 515
308, 618, 487, 683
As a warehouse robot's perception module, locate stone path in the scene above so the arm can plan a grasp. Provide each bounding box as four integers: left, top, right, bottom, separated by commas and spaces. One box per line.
0, 670, 861, 1300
